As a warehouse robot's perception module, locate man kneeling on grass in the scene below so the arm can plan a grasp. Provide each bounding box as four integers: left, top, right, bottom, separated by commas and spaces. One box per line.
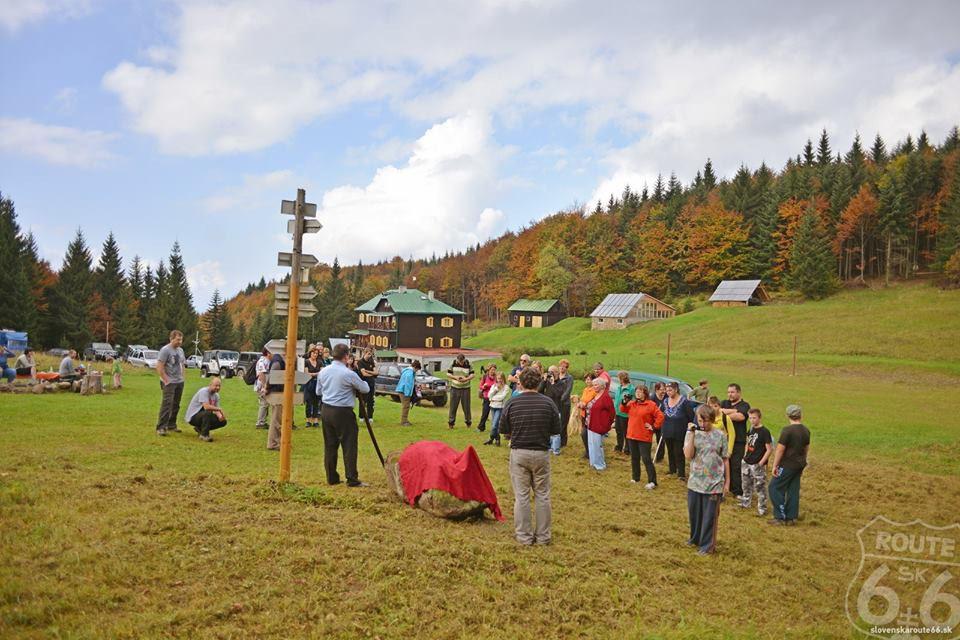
499, 366, 562, 546
185, 377, 227, 442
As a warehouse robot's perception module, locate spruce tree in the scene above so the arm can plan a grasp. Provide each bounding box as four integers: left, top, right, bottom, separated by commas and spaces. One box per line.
652, 174, 665, 203
50, 229, 96, 348
702, 159, 717, 190
871, 133, 888, 165
164, 242, 198, 340
816, 129, 832, 166
746, 187, 781, 283
20, 231, 46, 340
112, 284, 140, 347
787, 208, 838, 299
96, 232, 125, 312
846, 133, 868, 189
935, 159, 960, 269
802, 139, 815, 166
128, 256, 144, 300
203, 290, 236, 348
0, 192, 32, 332
316, 258, 353, 342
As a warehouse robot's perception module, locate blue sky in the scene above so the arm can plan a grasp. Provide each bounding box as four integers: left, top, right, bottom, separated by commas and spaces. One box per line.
2, 1, 958, 310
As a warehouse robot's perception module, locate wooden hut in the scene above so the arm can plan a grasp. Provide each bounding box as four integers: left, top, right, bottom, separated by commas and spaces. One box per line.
589, 293, 675, 330
709, 280, 770, 307
507, 299, 566, 328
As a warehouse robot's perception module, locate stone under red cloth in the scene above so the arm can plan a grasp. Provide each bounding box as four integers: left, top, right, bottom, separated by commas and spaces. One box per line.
398, 440, 503, 521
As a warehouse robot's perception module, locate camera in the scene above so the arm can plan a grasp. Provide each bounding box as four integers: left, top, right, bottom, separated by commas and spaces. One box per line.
621, 392, 633, 402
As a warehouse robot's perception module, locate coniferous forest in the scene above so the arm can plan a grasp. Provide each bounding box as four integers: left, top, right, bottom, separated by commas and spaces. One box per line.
2, 127, 959, 351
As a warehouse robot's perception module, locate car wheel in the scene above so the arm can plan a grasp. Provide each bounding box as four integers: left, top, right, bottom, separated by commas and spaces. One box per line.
432, 396, 447, 407
220, 367, 229, 378
236, 367, 245, 379
201, 367, 208, 378
390, 394, 401, 403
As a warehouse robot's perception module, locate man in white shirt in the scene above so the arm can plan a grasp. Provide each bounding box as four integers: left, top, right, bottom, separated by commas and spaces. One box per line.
254, 347, 271, 429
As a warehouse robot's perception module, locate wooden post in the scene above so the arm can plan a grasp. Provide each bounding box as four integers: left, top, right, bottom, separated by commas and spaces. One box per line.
791, 336, 798, 377
279, 188, 305, 483
665, 333, 671, 376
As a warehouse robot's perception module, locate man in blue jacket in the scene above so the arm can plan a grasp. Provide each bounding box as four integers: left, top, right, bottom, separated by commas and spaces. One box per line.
396, 360, 421, 426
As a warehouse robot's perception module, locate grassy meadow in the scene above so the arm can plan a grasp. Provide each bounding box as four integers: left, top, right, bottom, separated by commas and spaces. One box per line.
2, 282, 959, 639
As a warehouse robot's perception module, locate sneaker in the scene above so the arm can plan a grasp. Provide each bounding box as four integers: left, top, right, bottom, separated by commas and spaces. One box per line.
630, 479, 638, 484
785, 519, 797, 526
156, 428, 167, 436
168, 427, 182, 433
758, 510, 767, 517
494, 440, 501, 447
697, 549, 712, 556
346, 481, 369, 488
483, 440, 493, 445
767, 518, 786, 526
266, 446, 280, 451
739, 502, 751, 509
477, 425, 486, 432
255, 423, 268, 430
401, 422, 413, 427
448, 424, 454, 430
678, 476, 688, 481
645, 482, 657, 490
199, 435, 213, 442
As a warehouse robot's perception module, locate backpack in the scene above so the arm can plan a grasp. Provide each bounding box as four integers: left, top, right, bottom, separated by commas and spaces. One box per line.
243, 359, 259, 386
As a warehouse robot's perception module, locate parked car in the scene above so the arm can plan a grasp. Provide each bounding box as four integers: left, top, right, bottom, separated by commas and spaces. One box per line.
608, 370, 696, 403
48, 347, 70, 358
200, 350, 240, 378
123, 344, 150, 362
185, 354, 202, 369
84, 342, 118, 361
128, 348, 159, 368
235, 352, 261, 380
373, 363, 448, 406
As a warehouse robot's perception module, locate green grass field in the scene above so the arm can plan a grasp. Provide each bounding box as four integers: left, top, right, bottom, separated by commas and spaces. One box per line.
2, 282, 959, 639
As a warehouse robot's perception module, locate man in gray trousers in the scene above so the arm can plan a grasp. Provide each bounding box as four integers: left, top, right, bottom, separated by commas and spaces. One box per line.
498, 367, 562, 545
156, 330, 186, 436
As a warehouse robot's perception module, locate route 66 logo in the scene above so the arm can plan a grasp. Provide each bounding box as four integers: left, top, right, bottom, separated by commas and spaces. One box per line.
846, 516, 960, 639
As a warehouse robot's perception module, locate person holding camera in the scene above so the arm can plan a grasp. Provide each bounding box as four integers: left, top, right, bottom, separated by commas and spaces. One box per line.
620, 386, 664, 488
477, 364, 498, 432
684, 403, 730, 555
539, 365, 565, 454
613, 371, 635, 455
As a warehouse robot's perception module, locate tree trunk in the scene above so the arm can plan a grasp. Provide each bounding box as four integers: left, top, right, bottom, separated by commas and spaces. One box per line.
885, 234, 892, 285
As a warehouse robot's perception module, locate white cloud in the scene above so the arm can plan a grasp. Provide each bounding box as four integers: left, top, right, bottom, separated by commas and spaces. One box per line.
0, 117, 115, 167
302, 111, 508, 265
0, 0, 92, 31
200, 169, 298, 213
187, 260, 226, 306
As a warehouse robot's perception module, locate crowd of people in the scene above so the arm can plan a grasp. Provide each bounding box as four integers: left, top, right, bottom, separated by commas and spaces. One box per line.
142, 329, 811, 554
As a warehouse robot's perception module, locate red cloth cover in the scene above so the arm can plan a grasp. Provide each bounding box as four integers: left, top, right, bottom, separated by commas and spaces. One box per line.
398, 440, 503, 521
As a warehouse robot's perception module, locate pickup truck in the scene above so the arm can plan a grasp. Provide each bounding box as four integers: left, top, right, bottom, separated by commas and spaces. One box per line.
84, 342, 119, 361
373, 363, 448, 407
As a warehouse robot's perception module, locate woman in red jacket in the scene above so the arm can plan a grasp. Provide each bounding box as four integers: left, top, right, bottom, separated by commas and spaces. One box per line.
585, 378, 616, 471
621, 385, 665, 489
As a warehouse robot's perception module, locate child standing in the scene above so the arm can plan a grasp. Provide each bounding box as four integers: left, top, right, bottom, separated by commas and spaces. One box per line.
483, 373, 510, 446
684, 404, 730, 555
110, 357, 122, 389
740, 408, 772, 515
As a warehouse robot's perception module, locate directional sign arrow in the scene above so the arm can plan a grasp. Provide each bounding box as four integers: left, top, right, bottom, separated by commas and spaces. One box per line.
264, 339, 306, 354
274, 301, 318, 318
280, 200, 317, 217
274, 284, 317, 300
277, 252, 319, 268
286, 219, 323, 235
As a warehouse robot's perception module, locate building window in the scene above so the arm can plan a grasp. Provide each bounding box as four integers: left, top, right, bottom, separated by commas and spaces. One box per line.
441, 316, 454, 328
358, 313, 365, 323
617, 318, 623, 324
440, 337, 453, 348
598, 318, 604, 323
426, 316, 434, 328
425, 337, 433, 348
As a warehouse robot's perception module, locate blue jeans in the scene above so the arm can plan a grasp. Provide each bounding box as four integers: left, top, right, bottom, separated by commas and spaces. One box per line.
490, 408, 503, 440
587, 430, 606, 470
1, 367, 14, 382
687, 490, 721, 553
769, 467, 803, 521
549, 434, 561, 455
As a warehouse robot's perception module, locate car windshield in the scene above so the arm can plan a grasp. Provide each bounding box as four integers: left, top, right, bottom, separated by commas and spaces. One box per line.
92, 343, 111, 349
220, 351, 239, 360
144, 351, 158, 359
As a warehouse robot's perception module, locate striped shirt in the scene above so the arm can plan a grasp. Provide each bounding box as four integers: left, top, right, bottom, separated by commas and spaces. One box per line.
499, 392, 562, 451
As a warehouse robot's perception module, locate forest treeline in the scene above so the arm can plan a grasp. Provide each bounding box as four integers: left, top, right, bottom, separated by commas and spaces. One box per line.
2, 127, 959, 351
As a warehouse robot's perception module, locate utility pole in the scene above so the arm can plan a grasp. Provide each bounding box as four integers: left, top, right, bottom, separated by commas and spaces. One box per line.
275, 189, 320, 482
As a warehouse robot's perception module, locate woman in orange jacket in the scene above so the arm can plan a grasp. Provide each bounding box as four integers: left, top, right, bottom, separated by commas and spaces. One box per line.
621, 385, 665, 489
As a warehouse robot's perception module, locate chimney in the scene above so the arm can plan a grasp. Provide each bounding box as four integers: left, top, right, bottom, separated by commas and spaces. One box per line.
427, 290, 434, 301
398, 285, 407, 293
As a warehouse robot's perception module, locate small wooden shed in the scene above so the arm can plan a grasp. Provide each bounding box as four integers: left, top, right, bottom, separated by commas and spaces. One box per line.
507, 299, 566, 328
589, 293, 675, 330
709, 280, 770, 307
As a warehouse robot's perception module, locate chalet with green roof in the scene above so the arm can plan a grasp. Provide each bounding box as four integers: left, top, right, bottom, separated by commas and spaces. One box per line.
351, 286, 465, 351
507, 298, 566, 328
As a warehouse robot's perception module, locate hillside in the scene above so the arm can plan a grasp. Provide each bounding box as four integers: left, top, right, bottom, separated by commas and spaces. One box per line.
467, 282, 960, 373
